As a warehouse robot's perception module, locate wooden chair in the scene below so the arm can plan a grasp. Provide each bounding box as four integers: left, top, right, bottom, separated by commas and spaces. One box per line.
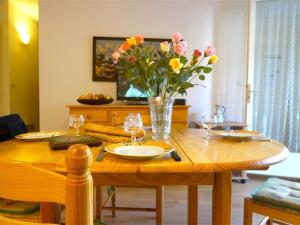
244, 178, 300, 225
0, 144, 93, 225
96, 185, 163, 225
96, 117, 163, 225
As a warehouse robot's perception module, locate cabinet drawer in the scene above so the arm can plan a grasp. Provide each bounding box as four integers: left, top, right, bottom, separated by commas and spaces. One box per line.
111, 110, 151, 125
70, 109, 108, 123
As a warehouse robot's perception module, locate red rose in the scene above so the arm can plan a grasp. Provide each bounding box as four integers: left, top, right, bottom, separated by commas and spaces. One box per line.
193, 49, 202, 57
128, 55, 137, 63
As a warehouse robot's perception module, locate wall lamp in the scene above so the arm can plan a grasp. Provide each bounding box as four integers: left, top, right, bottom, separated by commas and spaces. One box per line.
17, 23, 30, 45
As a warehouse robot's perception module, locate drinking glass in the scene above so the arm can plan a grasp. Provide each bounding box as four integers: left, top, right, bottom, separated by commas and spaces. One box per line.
124, 113, 143, 142
201, 115, 218, 139
68, 114, 85, 136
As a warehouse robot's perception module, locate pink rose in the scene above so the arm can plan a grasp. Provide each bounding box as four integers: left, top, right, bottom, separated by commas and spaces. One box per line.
172, 32, 183, 43
204, 46, 216, 57
181, 41, 187, 49
173, 42, 187, 55
118, 47, 125, 54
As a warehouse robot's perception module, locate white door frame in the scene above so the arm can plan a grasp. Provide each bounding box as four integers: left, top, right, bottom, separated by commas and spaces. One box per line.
244, 0, 257, 129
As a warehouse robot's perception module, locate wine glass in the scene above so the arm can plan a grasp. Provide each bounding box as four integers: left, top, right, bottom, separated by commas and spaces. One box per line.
68, 114, 85, 136
124, 113, 143, 142
201, 115, 218, 139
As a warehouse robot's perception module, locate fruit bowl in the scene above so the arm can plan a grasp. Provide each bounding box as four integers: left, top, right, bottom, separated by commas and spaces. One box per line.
77, 98, 113, 105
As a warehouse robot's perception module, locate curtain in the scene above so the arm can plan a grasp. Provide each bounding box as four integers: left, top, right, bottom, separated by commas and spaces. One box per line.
253, 0, 300, 152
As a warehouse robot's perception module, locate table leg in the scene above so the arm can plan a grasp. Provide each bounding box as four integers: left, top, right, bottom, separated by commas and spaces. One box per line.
188, 185, 198, 225
212, 172, 232, 225
156, 186, 164, 225
95, 185, 103, 220
40, 202, 56, 223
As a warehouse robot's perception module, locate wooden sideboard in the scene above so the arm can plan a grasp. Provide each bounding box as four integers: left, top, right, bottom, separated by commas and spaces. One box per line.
67, 104, 189, 128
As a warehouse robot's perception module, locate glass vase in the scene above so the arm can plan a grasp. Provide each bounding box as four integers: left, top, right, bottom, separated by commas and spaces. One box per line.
148, 97, 175, 140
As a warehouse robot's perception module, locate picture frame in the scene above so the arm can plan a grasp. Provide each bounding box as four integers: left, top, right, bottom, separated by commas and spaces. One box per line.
92, 36, 169, 82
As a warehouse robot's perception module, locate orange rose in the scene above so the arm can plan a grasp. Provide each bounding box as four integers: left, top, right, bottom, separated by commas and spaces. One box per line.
119, 42, 130, 53
135, 35, 144, 44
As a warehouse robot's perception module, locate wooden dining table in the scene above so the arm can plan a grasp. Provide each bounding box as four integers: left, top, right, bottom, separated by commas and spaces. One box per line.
0, 128, 288, 225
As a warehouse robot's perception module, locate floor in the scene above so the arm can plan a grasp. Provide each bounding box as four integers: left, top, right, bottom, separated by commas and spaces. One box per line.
101, 176, 265, 225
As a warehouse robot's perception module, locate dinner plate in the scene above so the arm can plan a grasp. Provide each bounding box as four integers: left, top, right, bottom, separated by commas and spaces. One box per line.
15, 131, 66, 141
105, 141, 174, 160
216, 130, 262, 140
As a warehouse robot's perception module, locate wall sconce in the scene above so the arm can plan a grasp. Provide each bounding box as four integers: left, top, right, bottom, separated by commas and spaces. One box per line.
17, 23, 30, 45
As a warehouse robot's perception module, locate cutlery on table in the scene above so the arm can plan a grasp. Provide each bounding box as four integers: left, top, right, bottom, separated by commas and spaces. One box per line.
171, 151, 181, 161
96, 144, 106, 161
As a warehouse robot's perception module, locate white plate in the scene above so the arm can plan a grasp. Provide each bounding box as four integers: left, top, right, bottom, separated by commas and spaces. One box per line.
15, 131, 66, 141
105, 142, 174, 160
216, 130, 262, 140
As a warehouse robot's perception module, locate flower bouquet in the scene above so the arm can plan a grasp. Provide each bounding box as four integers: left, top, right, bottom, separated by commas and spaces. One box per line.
112, 32, 218, 140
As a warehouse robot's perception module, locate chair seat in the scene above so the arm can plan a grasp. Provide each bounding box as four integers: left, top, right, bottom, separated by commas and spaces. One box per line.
251, 178, 300, 212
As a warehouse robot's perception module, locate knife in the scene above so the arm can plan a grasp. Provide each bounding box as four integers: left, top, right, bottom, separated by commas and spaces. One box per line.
171, 151, 181, 161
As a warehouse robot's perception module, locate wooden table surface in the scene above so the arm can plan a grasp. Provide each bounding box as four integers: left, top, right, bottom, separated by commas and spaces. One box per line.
0, 128, 289, 225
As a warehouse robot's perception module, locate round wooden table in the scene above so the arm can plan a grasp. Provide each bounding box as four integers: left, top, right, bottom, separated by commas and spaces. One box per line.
0, 128, 288, 225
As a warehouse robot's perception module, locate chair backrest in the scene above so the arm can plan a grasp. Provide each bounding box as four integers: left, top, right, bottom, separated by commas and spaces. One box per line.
0, 114, 27, 142
0, 144, 94, 225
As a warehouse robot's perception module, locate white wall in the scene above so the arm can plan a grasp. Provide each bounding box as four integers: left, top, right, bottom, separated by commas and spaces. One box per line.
39, 0, 248, 130
212, 0, 248, 122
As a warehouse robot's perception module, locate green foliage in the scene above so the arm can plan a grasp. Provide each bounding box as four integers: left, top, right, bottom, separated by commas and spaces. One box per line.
203, 67, 213, 73
199, 75, 206, 80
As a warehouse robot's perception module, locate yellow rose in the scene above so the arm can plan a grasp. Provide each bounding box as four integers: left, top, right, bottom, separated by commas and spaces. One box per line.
160, 41, 170, 52
126, 37, 137, 46
208, 55, 218, 64
169, 58, 183, 73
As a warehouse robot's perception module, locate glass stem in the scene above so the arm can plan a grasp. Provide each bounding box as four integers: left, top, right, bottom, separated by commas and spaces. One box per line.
131, 132, 136, 142
76, 128, 80, 136
207, 128, 211, 138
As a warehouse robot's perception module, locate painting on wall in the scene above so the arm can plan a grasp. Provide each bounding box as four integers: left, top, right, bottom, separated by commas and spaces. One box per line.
92, 37, 169, 82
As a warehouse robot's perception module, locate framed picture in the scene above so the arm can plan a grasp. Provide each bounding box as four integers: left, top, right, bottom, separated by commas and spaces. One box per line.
93, 37, 169, 82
